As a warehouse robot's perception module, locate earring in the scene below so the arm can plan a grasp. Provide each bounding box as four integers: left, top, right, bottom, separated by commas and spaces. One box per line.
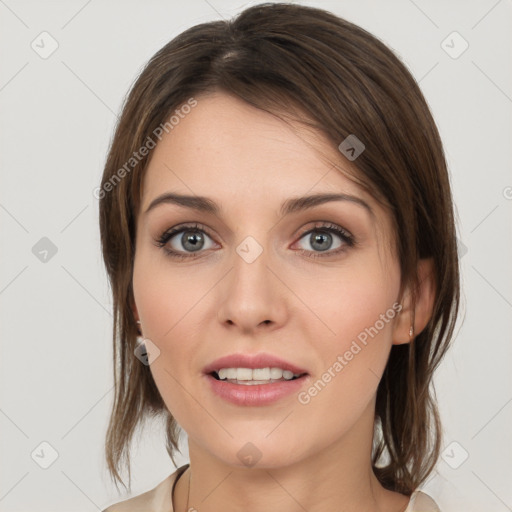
409, 325, 414, 338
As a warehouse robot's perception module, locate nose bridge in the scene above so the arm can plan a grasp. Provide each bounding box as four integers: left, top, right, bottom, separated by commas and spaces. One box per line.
231, 232, 272, 299
216, 230, 286, 330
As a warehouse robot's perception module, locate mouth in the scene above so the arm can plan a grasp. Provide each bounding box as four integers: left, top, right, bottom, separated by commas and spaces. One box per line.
208, 369, 308, 384
204, 367, 310, 406
202, 353, 310, 404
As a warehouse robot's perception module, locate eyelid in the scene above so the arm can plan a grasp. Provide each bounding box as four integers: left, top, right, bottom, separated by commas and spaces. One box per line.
154, 222, 217, 252
292, 222, 355, 257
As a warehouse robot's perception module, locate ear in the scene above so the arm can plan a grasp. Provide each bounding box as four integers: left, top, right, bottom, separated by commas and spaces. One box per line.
392, 258, 436, 345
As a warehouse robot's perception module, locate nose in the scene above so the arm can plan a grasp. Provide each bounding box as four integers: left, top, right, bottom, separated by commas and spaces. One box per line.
216, 238, 288, 334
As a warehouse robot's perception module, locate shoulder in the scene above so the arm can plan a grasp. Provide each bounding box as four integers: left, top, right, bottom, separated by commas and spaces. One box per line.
101, 464, 188, 512
405, 490, 441, 512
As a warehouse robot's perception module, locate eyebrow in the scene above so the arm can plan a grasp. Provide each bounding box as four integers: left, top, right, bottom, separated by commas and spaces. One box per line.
144, 192, 373, 217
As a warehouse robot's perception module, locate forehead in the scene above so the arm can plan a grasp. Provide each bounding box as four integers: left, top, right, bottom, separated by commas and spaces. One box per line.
140, 92, 372, 211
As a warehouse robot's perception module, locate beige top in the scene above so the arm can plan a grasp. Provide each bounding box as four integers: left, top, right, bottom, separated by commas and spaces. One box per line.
102, 464, 441, 512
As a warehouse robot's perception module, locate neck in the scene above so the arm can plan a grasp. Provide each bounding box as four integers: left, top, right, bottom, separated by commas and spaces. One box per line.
173, 401, 409, 512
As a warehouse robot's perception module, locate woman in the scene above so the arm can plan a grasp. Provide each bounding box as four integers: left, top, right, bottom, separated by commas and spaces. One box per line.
99, 3, 460, 511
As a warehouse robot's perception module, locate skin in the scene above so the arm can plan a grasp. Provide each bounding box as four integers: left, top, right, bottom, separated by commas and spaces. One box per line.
132, 91, 435, 512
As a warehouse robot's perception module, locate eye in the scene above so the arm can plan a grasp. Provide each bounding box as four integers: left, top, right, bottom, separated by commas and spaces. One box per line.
154, 223, 217, 259
154, 221, 355, 260
294, 222, 355, 258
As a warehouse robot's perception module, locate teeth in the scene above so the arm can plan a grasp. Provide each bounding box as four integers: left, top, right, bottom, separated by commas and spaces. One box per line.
216, 367, 301, 381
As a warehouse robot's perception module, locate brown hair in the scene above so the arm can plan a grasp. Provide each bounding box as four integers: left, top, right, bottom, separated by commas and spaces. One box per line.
99, 2, 460, 495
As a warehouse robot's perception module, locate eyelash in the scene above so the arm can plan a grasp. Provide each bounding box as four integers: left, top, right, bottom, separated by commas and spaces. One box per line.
153, 222, 356, 260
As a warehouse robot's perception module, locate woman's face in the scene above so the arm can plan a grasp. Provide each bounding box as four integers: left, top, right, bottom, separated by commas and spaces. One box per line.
132, 91, 404, 469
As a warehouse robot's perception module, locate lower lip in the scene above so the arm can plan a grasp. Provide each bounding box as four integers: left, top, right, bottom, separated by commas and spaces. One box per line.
204, 373, 309, 406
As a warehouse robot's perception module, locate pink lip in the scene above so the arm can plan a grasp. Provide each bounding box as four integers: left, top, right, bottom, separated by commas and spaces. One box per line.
202, 352, 309, 376
204, 373, 310, 406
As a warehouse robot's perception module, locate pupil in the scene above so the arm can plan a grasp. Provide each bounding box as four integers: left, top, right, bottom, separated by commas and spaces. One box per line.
311, 232, 331, 251
183, 231, 203, 252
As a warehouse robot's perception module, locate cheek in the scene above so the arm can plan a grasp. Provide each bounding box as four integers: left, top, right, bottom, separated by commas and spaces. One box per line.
132, 255, 190, 420
302, 253, 400, 375
132, 247, 196, 339
132, 249, 211, 415
315, 260, 396, 331
295, 256, 400, 414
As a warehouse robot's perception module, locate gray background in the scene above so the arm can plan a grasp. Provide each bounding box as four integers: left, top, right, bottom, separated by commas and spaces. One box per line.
0, 0, 511, 510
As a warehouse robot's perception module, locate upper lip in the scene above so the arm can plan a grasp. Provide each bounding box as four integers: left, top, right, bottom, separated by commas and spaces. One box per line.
203, 352, 309, 376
